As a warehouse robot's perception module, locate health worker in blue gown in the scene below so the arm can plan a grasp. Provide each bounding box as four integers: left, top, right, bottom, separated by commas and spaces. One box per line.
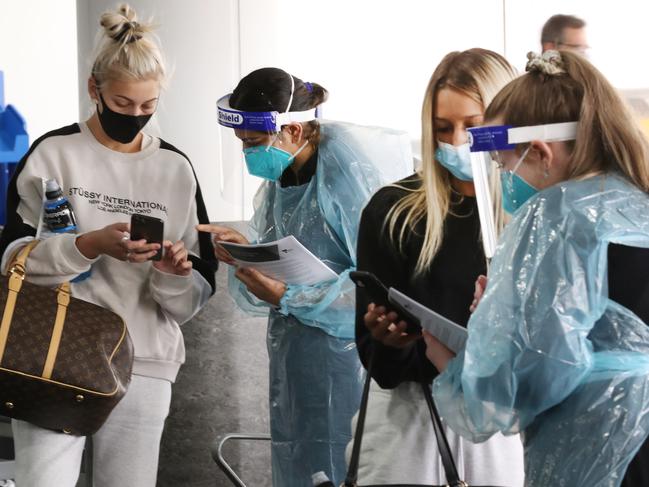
199, 68, 413, 486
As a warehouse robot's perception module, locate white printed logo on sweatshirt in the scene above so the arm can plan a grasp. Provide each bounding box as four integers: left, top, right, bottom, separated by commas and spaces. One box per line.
68, 187, 168, 215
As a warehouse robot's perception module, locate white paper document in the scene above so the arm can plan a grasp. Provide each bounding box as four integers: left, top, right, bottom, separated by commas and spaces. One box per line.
388, 288, 468, 353
218, 236, 337, 286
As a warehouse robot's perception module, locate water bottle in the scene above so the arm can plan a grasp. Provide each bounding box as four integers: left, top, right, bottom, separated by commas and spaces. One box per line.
43, 179, 76, 233
311, 471, 335, 487
42, 179, 90, 282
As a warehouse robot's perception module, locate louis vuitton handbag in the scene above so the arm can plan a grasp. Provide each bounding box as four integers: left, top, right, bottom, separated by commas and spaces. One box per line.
0, 240, 133, 435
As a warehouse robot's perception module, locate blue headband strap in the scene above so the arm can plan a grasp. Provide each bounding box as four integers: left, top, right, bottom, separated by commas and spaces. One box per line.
217, 94, 317, 132
468, 122, 578, 152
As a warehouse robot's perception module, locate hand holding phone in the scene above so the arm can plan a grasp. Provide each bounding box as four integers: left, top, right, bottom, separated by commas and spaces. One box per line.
130, 214, 164, 261
350, 270, 421, 334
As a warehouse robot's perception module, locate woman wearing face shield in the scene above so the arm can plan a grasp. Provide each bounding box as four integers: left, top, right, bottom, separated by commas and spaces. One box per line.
424, 50, 649, 486
0, 5, 217, 486
352, 48, 525, 485
198, 67, 412, 486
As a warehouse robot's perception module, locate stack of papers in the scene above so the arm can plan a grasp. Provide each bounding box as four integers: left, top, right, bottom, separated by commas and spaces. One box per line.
218, 236, 337, 286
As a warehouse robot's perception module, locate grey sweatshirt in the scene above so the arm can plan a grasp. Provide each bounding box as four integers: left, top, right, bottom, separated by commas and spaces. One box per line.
0, 122, 218, 382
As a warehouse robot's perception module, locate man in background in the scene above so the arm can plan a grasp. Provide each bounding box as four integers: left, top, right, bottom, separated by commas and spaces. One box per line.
541, 14, 589, 55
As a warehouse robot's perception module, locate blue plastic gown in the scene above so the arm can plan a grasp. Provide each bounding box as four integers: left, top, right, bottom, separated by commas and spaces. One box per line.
230, 121, 412, 486
433, 174, 649, 487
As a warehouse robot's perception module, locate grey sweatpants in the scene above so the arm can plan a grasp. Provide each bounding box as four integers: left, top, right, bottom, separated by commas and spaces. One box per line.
11, 374, 171, 487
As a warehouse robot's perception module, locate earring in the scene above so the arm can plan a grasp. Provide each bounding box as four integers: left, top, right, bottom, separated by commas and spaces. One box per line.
543, 166, 550, 179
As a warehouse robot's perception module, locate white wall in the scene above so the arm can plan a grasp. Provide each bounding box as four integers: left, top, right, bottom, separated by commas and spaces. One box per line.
0, 0, 78, 142
504, 0, 649, 89
3, 1, 649, 220
240, 0, 505, 142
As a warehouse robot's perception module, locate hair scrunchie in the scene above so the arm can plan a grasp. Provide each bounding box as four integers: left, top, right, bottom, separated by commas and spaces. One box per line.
526, 50, 566, 75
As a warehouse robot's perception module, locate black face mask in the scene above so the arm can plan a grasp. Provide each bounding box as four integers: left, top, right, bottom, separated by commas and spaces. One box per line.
97, 93, 154, 144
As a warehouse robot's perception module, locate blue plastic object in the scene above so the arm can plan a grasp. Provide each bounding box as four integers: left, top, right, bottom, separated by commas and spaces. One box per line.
0, 71, 29, 225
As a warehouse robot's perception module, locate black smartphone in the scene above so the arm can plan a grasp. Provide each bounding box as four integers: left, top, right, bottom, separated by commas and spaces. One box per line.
349, 270, 421, 333
130, 214, 164, 261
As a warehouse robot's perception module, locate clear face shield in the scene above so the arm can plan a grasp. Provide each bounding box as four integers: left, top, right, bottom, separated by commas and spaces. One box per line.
216, 74, 319, 191
467, 121, 578, 258
217, 95, 317, 182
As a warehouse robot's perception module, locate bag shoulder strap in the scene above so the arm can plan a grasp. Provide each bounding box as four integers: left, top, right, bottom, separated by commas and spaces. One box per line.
420, 382, 463, 486
7, 239, 40, 276
343, 353, 465, 487
6, 239, 70, 295
344, 354, 375, 486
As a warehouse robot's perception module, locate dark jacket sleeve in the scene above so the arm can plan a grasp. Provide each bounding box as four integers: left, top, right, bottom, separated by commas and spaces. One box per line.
159, 139, 218, 295
187, 176, 218, 295
355, 188, 438, 388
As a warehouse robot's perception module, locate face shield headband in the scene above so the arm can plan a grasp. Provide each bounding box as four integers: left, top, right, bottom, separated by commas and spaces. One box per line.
467, 121, 579, 153
217, 74, 318, 132
217, 95, 317, 132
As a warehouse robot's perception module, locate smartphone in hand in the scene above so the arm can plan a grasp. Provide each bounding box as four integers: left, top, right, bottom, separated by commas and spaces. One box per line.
349, 270, 421, 333
130, 214, 164, 261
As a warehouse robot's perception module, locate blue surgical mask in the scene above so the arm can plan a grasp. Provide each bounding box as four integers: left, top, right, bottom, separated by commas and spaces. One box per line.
243, 138, 309, 181
435, 141, 473, 181
500, 147, 539, 214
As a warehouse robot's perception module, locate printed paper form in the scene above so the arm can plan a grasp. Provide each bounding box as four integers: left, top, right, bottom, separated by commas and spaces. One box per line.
388, 288, 468, 353
218, 235, 337, 286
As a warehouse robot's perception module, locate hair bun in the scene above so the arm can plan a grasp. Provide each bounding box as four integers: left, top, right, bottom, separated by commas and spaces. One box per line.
526, 50, 566, 75
305, 81, 329, 107
100, 3, 145, 44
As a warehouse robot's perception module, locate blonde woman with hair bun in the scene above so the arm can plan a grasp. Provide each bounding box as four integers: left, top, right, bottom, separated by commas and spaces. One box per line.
0, 4, 217, 486
353, 48, 525, 485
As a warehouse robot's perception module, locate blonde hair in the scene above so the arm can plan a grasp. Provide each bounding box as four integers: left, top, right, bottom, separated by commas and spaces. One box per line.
387, 48, 517, 275
485, 50, 649, 192
91, 4, 166, 89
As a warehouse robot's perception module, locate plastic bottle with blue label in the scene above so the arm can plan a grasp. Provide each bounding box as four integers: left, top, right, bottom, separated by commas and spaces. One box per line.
43, 179, 76, 232
43, 179, 90, 282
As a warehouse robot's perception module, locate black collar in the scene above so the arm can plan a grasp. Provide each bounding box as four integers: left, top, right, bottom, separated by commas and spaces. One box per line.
279, 149, 318, 187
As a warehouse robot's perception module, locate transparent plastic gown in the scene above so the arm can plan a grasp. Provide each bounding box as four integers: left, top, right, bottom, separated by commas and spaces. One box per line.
230, 120, 412, 486
434, 174, 649, 487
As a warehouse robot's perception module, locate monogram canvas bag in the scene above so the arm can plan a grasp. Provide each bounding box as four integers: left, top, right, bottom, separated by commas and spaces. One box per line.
0, 240, 133, 435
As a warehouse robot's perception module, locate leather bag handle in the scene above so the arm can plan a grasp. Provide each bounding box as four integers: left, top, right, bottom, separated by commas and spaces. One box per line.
0, 240, 72, 377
